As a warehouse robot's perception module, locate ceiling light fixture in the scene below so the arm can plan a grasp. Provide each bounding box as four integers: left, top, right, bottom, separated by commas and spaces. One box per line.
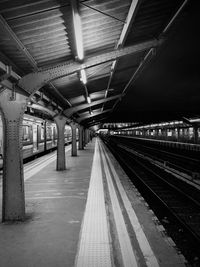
80, 69, 87, 84
87, 96, 91, 104
71, 1, 84, 61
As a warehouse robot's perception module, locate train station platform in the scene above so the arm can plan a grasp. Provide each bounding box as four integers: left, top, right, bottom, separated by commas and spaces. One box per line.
0, 138, 186, 267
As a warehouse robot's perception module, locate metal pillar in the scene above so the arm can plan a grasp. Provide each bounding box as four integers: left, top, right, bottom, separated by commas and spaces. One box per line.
0, 89, 26, 221
54, 115, 67, 171
78, 126, 84, 150
70, 122, 77, 156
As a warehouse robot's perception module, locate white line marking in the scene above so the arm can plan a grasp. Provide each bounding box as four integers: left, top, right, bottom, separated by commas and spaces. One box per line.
100, 141, 160, 267
26, 196, 86, 200
75, 139, 112, 267
99, 141, 138, 267
53, 192, 62, 195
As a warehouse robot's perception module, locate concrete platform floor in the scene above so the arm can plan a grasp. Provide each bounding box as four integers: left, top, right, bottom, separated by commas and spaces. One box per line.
0, 138, 187, 267
0, 142, 94, 267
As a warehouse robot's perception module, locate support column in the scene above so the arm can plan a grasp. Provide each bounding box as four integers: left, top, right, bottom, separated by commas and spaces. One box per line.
0, 89, 27, 221
70, 122, 77, 156
78, 125, 84, 150
54, 115, 67, 171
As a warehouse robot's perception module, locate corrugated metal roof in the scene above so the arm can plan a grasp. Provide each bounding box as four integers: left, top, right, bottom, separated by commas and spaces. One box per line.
0, 0, 189, 127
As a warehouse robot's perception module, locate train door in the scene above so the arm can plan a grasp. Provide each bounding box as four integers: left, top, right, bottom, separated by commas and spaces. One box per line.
53, 127, 56, 145
32, 123, 38, 152
37, 125, 40, 150
0, 114, 3, 157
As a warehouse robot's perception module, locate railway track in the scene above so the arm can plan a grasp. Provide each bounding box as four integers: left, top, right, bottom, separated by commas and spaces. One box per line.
103, 137, 200, 266
111, 136, 200, 180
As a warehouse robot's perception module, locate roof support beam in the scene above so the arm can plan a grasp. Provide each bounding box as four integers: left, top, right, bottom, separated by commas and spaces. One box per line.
87, 117, 107, 127
77, 109, 112, 123
0, 61, 21, 81
18, 38, 163, 95
64, 94, 121, 117
29, 103, 57, 118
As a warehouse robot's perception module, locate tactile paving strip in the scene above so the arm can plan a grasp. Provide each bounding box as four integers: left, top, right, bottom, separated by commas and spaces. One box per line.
75, 140, 112, 267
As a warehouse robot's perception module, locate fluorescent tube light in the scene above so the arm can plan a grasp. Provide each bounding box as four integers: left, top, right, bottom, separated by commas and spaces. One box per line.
80, 69, 87, 84
87, 96, 91, 104
72, 11, 84, 60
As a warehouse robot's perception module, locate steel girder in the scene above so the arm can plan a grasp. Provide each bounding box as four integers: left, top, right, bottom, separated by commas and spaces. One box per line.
77, 109, 112, 123
18, 39, 163, 96
30, 103, 57, 117
64, 94, 121, 117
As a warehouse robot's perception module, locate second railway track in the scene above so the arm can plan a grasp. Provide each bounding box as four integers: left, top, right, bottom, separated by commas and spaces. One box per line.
103, 136, 200, 266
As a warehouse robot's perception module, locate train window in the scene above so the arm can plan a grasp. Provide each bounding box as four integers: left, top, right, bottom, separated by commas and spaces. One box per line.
22, 125, 30, 141
167, 129, 172, 136
41, 126, 44, 140
46, 126, 52, 139
189, 127, 193, 138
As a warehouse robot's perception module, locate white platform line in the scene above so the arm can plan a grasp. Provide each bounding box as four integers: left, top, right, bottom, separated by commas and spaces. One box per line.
100, 141, 160, 267
75, 139, 112, 267
26, 196, 86, 200
99, 141, 138, 267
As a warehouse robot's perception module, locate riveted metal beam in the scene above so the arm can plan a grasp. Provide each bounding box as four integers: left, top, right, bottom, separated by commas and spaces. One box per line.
87, 117, 107, 127
64, 94, 121, 117
0, 65, 12, 82
29, 103, 57, 117
77, 109, 112, 123
0, 61, 21, 81
18, 38, 163, 95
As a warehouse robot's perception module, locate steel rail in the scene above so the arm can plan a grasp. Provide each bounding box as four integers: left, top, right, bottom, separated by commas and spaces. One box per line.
104, 138, 200, 247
